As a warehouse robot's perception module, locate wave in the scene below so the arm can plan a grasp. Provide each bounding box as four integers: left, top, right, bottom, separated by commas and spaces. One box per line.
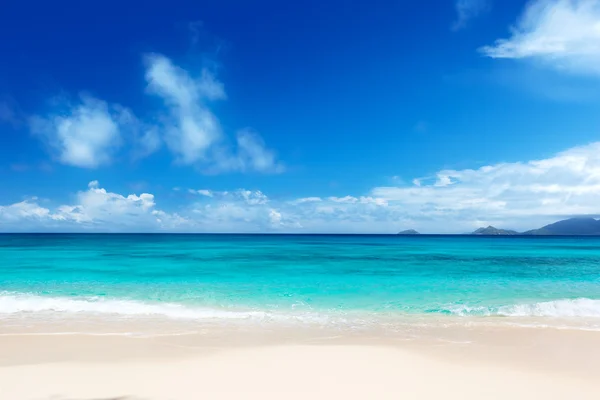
2, 292, 600, 323
446, 298, 600, 318
0, 292, 274, 321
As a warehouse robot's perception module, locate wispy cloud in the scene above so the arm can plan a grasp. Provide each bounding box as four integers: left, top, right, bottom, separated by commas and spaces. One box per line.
190, 189, 214, 197
25, 53, 283, 173
144, 53, 225, 165
452, 0, 490, 31
209, 129, 285, 174
144, 54, 283, 173
480, 0, 600, 75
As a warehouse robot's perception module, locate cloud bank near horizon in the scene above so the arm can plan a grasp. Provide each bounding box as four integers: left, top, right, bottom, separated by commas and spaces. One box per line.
2, 141, 600, 233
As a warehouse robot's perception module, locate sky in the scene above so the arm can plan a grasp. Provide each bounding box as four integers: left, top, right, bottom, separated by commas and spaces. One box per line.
1, 0, 600, 233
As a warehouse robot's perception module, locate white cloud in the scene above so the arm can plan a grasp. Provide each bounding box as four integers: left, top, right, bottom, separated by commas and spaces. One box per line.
0, 201, 54, 222
26, 53, 282, 174
133, 126, 162, 160
434, 174, 454, 187
29, 95, 127, 168
328, 196, 358, 204
144, 53, 224, 165
191, 202, 293, 232
481, 0, 600, 75
453, 0, 490, 31
238, 190, 269, 205
192, 189, 214, 197
144, 54, 283, 173
0, 182, 190, 232
5, 142, 600, 233
233, 129, 284, 173
190, 189, 269, 205
371, 141, 600, 231
207, 129, 284, 174
359, 197, 388, 206
290, 197, 322, 205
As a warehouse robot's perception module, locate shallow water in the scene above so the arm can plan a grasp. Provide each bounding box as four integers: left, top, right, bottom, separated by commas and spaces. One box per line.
1, 234, 600, 331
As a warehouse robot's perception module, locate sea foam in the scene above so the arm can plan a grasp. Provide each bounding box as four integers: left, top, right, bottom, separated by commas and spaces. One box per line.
447, 298, 600, 318
0, 292, 270, 320
3, 292, 600, 324
0, 292, 333, 324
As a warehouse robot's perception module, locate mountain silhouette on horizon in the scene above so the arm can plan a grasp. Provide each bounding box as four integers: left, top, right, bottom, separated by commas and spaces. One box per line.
523, 217, 600, 236
467, 218, 600, 236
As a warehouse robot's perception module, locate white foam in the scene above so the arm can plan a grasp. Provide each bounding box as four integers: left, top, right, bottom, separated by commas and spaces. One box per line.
498, 298, 600, 318
447, 298, 600, 318
0, 292, 331, 324
0, 292, 270, 320
3, 293, 600, 330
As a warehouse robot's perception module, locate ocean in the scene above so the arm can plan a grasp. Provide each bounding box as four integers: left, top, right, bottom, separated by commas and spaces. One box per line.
2, 234, 600, 333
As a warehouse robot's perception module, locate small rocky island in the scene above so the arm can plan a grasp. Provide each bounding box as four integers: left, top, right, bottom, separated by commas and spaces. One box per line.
397, 229, 420, 235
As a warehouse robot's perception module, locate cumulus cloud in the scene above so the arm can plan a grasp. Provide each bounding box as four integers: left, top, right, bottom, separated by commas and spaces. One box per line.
481, 0, 600, 75
372, 141, 600, 230
4, 142, 600, 233
188, 141, 600, 233
453, 0, 490, 31
29, 95, 128, 168
0, 200, 54, 222
0, 182, 190, 232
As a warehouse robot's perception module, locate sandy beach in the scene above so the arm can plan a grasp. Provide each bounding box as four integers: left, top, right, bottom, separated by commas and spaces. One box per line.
1, 324, 600, 400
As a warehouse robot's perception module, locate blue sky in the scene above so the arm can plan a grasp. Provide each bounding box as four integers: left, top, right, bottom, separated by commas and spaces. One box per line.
2, 0, 600, 233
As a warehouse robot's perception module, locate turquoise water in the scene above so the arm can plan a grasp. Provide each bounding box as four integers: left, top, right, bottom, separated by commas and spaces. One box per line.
1, 234, 600, 328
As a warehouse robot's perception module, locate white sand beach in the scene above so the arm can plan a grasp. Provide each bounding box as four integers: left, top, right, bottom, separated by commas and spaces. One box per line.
1, 325, 600, 400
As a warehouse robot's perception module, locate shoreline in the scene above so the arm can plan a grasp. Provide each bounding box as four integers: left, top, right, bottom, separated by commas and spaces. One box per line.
2, 322, 600, 399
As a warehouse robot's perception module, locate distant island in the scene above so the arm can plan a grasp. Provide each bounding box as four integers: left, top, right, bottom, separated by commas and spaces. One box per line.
523, 218, 600, 235
397, 229, 420, 235
471, 226, 518, 235
469, 218, 600, 236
